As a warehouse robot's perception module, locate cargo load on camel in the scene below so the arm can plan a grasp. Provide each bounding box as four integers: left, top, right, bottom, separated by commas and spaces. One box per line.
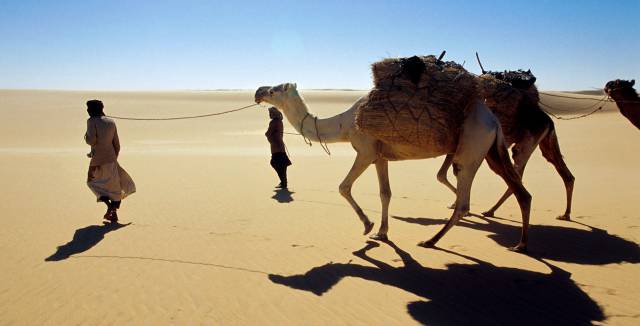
477, 69, 548, 142
478, 69, 539, 114
355, 55, 479, 151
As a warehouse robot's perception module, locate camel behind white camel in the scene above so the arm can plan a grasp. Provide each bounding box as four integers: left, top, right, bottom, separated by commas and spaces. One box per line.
255, 83, 532, 251
437, 73, 575, 221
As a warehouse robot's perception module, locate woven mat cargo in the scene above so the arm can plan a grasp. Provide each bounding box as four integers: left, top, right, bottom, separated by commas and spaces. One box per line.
355, 55, 479, 150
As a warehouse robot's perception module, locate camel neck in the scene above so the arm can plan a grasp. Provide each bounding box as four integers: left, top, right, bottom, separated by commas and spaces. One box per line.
620, 90, 638, 101
611, 89, 640, 129
281, 94, 314, 130
612, 90, 639, 110
280, 92, 352, 144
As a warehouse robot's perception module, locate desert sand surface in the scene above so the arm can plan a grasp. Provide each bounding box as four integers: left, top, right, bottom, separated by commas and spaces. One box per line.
0, 89, 638, 325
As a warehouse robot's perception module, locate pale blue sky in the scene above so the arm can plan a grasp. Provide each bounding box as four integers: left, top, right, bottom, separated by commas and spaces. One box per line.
0, 0, 638, 91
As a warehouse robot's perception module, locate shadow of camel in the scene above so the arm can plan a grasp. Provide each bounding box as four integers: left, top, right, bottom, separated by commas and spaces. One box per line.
272, 188, 295, 203
269, 240, 604, 325
393, 215, 640, 265
45, 222, 131, 261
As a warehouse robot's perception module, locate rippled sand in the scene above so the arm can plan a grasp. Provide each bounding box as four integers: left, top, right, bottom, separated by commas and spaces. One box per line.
0, 89, 637, 325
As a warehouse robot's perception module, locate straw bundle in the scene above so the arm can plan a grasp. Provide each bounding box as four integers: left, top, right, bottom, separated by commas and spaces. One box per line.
355, 55, 479, 150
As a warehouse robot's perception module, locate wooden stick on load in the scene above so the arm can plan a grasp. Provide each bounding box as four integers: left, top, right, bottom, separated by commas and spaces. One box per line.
437, 50, 446, 64
476, 52, 487, 74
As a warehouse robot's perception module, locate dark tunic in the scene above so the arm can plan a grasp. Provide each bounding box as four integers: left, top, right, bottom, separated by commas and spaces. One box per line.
265, 119, 286, 153
266, 119, 291, 167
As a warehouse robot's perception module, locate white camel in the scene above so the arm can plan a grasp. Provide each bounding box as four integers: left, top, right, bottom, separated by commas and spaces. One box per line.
255, 83, 532, 251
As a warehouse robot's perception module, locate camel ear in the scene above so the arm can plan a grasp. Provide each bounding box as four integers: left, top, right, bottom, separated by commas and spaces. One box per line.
631, 80, 635, 86
283, 83, 297, 91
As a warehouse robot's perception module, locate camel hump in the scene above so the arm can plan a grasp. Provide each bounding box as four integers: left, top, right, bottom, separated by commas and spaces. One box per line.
356, 55, 479, 149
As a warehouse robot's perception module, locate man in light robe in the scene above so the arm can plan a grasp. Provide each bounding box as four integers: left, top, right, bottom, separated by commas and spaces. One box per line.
85, 100, 135, 223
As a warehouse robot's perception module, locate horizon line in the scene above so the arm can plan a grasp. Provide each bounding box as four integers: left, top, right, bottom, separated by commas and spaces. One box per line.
0, 87, 604, 94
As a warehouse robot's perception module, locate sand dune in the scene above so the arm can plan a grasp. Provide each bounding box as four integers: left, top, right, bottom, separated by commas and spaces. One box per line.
0, 89, 637, 325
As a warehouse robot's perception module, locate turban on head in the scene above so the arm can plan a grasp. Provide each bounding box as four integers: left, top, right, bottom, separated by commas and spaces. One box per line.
268, 106, 283, 120
86, 99, 104, 117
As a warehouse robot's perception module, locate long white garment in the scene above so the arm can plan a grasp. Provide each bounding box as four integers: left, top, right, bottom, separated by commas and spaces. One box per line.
87, 162, 136, 201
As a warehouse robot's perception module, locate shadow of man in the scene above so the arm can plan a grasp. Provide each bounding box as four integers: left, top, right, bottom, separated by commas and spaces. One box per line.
268, 240, 604, 325
272, 188, 295, 203
45, 222, 131, 261
393, 214, 640, 265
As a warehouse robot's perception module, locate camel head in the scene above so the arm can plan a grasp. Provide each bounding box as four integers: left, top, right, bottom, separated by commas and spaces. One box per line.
255, 83, 299, 109
604, 79, 635, 97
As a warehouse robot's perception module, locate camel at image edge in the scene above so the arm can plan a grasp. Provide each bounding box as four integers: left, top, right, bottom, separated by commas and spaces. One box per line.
605, 79, 640, 130
255, 81, 532, 251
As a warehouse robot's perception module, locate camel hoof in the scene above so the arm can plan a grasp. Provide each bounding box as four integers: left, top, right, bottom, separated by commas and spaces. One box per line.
363, 221, 374, 235
482, 211, 495, 218
556, 215, 571, 221
369, 233, 388, 241
509, 244, 528, 253
418, 240, 437, 248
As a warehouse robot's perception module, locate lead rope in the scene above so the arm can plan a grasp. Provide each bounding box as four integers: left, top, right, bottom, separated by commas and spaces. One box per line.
539, 102, 605, 120
106, 103, 260, 121
537, 94, 608, 120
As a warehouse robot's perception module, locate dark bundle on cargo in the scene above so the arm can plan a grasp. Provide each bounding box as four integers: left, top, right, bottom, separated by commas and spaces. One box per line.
355, 55, 479, 150
483, 69, 537, 89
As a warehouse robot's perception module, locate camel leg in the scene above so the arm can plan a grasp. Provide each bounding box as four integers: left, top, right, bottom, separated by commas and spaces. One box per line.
419, 155, 484, 248
339, 152, 376, 235
436, 154, 457, 209
419, 104, 494, 248
370, 159, 391, 241
539, 127, 575, 221
484, 133, 532, 252
482, 134, 540, 217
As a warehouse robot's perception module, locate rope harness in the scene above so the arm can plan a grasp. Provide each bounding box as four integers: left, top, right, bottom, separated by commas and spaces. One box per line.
535, 92, 640, 120
299, 113, 331, 155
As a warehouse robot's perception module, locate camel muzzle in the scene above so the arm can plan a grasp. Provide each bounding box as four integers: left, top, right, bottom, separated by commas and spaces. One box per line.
255, 86, 271, 103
